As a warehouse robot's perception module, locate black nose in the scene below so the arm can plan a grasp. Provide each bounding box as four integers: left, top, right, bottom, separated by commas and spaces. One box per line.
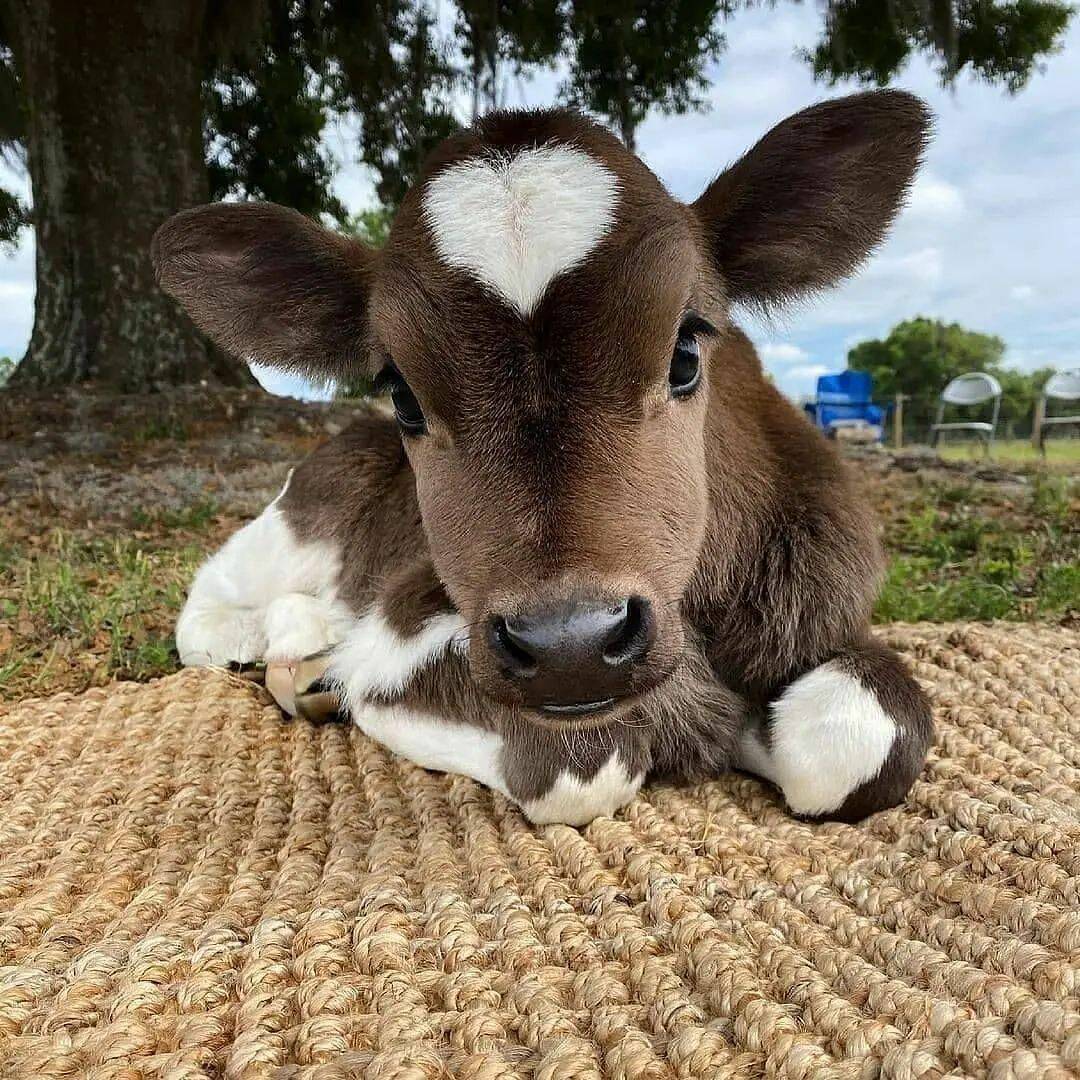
487, 596, 654, 713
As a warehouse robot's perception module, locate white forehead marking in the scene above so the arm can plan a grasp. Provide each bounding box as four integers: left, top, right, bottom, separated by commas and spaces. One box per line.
421, 144, 619, 316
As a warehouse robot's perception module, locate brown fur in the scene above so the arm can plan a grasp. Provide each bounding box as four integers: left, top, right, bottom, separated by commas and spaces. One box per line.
153, 91, 935, 818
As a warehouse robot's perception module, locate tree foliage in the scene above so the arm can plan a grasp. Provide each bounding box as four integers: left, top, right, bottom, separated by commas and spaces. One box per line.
455, 0, 565, 118
2, 0, 1076, 233
0, 15, 26, 250
205, 2, 346, 222
560, 0, 726, 150
808, 0, 1073, 91
847, 317, 1057, 437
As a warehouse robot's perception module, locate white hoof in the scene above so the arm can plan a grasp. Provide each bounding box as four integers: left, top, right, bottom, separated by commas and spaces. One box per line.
175, 605, 267, 667
738, 663, 897, 817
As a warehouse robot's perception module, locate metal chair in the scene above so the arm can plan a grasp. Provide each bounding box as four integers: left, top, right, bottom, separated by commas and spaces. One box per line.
930, 372, 1002, 456
1033, 369, 1080, 454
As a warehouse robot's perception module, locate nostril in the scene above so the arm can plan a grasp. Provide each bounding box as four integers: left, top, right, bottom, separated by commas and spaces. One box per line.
603, 596, 653, 666
488, 615, 537, 678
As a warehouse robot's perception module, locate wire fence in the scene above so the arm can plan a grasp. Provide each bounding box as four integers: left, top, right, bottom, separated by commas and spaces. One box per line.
807, 392, 1080, 450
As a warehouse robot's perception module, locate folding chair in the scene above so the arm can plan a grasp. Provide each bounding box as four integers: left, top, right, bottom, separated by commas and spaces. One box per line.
1033, 369, 1080, 454
930, 372, 1002, 457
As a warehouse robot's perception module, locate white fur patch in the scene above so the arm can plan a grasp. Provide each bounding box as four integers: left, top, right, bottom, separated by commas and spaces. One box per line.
521, 754, 644, 827
422, 145, 619, 316
737, 664, 897, 816
263, 593, 347, 663
352, 703, 508, 796
327, 607, 467, 713
175, 475, 353, 667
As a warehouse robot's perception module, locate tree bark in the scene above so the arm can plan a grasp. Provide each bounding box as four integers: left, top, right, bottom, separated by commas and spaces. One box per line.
6, 0, 252, 390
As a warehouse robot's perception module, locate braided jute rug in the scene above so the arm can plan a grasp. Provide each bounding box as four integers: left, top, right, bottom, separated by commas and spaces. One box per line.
1, 623, 1078, 1080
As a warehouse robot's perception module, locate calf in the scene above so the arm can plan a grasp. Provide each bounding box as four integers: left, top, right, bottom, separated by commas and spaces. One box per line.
153, 91, 934, 826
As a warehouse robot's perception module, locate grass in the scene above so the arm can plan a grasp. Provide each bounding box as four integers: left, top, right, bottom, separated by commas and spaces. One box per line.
874, 473, 1078, 622
1, 448, 1076, 703
130, 499, 219, 531
934, 436, 1080, 467
0, 523, 211, 700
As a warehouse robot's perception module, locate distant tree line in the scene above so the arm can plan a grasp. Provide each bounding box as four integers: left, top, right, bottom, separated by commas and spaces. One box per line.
847, 317, 1061, 440
0, 0, 1073, 392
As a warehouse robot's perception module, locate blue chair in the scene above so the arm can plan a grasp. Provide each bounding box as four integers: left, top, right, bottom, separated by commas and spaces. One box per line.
804, 370, 887, 442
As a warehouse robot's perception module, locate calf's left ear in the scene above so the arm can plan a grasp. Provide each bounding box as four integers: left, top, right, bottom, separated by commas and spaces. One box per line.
152, 202, 374, 384
693, 89, 931, 309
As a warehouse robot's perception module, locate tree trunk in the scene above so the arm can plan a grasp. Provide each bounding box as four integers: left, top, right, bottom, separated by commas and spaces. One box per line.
6, 0, 251, 390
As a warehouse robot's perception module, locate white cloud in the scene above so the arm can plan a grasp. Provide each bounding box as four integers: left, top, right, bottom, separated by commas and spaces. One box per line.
772, 362, 834, 401
867, 246, 945, 289
907, 175, 965, 219
1010, 285, 1036, 302
787, 363, 830, 380
758, 342, 810, 366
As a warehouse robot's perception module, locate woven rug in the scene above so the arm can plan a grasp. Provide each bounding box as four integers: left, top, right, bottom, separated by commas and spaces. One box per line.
1, 623, 1078, 1079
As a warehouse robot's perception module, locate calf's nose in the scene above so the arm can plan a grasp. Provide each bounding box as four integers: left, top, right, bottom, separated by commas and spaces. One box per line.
487, 596, 653, 714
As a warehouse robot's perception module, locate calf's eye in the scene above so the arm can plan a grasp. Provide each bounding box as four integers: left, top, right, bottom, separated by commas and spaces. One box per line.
669, 335, 701, 398
377, 364, 427, 436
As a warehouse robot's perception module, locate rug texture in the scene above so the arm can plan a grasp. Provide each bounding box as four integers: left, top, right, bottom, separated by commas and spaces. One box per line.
1, 622, 1078, 1079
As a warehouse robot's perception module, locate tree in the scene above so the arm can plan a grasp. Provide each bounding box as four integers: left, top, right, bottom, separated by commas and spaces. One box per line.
561, 0, 726, 151
846, 317, 1054, 439
455, 0, 564, 120
0, 185, 20, 250
0, 0, 1074, 391
205, 2, 346, 224
808, 0, 1072, 90
0, 0, 460, 390
331, 2, 462, 209
0, 15, 25, 250
1, 1, 239, 390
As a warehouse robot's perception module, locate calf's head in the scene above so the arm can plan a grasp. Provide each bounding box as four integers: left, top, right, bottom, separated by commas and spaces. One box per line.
154, 91, 928, 718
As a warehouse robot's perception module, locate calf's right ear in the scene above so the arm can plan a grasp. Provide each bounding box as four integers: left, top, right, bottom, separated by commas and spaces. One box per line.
152, 202, 374, 383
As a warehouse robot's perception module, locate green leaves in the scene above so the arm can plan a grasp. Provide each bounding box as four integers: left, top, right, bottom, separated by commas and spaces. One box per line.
808, 0, 1073, 92
561, 0, 726, 150
204, 3, 346, 223
0, 185, 23, 251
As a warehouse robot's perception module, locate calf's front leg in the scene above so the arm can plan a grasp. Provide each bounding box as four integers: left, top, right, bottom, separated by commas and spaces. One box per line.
175, 472, 355, 669
735, 638, 933, 821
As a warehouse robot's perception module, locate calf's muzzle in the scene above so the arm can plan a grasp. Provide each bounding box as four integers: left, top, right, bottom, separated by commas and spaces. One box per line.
486, 594, 654, 714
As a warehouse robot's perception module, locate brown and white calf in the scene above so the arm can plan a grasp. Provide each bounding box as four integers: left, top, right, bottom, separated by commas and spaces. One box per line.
153, 91, 934, 826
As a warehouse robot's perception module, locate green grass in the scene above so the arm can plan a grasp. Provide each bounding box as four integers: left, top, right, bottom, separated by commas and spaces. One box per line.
874, 474, 1078, 622
934, 436, 1080, 466
0, 529, 205, 697
131, 499, 219, 531
2, 458, 1075, 703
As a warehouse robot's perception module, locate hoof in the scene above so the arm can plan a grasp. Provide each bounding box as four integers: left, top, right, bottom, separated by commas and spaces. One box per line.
265, 650, 344, 722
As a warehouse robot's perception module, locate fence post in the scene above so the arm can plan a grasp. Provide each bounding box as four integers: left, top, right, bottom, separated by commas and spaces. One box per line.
1032, 395, 1045, 452
893, 393, 907, 449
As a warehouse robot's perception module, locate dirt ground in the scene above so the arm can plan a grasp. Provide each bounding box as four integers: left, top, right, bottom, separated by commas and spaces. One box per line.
1, 387, 1076, 703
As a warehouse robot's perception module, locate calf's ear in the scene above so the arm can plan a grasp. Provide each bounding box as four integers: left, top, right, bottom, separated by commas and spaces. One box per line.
152, 202, 374, 383
693, 89, 931, 310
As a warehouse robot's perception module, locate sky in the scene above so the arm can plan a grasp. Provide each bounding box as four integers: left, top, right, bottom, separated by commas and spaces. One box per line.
2, 4, 1078, 401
